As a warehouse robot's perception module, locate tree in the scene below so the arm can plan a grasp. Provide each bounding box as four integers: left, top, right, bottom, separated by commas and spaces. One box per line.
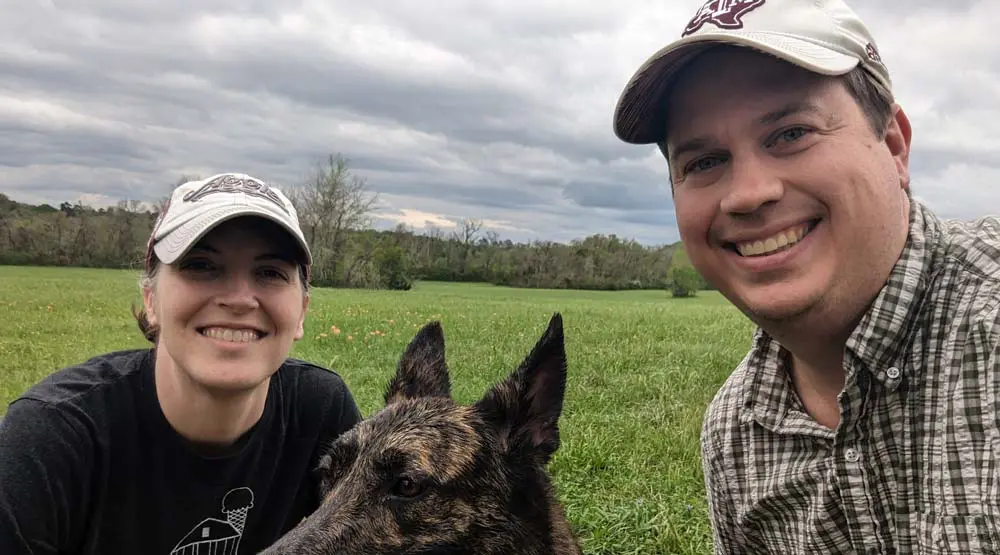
669, 266, 702, 298
287, 154, 379, 287
376, 243, 412, 290
157, 174, 201, 214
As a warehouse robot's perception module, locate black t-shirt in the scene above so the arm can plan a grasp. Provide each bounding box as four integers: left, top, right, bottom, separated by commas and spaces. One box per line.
0, 348, 362, 554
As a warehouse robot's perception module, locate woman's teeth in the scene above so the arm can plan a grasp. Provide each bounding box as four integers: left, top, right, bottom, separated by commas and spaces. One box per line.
200, 327, 262, 343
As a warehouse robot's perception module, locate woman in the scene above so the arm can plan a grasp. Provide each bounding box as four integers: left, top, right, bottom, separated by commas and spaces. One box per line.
0, 173, 363, 554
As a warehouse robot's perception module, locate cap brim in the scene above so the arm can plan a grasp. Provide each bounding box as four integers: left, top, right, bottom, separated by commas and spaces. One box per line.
152, 204, 312, 266
613, 31, 860, 145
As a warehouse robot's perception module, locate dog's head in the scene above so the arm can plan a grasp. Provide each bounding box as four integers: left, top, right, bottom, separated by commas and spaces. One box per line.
261, 313, 571, 555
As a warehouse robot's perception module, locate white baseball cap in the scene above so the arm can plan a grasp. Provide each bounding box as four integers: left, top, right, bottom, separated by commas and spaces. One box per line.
146, 173, 311, 269
613, 0, 892, 145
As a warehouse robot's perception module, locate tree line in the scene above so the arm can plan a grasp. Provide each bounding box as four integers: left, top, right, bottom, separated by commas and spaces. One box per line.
0, 154, 709, 296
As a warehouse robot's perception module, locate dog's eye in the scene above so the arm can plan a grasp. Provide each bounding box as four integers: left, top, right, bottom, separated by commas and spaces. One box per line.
390, 476, 425, 499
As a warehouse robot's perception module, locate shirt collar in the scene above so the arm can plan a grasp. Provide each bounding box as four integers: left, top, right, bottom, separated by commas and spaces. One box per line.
844, 198, 941, 379
740, 197, 943, 425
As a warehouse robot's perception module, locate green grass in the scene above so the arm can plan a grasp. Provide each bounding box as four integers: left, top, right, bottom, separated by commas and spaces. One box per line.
0, 265, 757, 555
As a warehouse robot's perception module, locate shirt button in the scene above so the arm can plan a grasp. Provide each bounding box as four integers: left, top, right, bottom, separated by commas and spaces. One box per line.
887, 367, 901, 379
845, 448, 860, 463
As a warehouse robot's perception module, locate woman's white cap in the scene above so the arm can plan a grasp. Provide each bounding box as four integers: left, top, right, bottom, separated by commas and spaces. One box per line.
146, 173, 311, 268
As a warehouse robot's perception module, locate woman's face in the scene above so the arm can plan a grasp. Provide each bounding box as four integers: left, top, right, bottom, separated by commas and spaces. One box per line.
143, 216, 309, 396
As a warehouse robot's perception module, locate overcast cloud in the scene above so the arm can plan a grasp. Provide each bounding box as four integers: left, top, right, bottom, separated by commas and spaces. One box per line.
1, 0, 997, 245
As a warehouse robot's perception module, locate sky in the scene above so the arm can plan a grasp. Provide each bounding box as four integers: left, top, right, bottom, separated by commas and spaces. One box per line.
1, 0, 997, 246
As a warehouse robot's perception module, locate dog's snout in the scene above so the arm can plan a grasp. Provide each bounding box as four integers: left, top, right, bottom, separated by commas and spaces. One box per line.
257, 501, 356, 554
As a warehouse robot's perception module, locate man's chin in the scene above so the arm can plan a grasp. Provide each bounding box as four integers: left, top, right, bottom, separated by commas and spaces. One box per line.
727, 288, 821, 328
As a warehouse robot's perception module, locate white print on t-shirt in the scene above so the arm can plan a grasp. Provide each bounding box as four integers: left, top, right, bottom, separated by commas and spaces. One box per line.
170, 487, 255, 555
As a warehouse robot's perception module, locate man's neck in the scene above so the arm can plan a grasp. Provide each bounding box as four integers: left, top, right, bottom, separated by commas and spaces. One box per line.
787, 349, 846, 430
765, 316, 856, 430
153, 349, 270, 447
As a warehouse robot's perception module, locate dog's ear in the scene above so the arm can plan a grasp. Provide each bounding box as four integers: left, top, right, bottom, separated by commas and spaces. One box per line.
384, 320, 451, 405
475, 313, 567, 464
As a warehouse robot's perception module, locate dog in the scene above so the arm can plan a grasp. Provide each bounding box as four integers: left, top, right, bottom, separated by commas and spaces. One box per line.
259, 312, 582, 554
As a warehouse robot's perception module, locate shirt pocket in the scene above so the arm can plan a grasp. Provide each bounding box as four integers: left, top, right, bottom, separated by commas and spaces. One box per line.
912, 513, 1000, 555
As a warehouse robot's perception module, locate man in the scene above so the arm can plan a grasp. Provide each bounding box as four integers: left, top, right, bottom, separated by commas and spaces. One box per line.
612, 0, 1000, 552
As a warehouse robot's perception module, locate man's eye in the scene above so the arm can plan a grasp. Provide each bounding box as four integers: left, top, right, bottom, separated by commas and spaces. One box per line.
769, 126, 811, 147
684, 155, 725, 175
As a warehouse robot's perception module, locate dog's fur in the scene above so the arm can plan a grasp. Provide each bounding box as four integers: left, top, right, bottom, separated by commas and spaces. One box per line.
259, 313, 582, 555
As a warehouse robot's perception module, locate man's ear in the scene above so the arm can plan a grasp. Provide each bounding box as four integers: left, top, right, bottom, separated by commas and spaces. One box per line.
884, 103, 912, 191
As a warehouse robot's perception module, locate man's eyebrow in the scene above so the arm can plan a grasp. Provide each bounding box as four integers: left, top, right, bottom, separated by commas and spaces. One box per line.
668, 137, 710, 161
756, 100, 826, 126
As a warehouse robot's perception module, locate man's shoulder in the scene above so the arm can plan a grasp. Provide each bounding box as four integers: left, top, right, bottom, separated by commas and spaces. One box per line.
938, 212, 1000, 282
929, 211, 1000, 334
13, 348, 151, 409
702, 348, 755, 445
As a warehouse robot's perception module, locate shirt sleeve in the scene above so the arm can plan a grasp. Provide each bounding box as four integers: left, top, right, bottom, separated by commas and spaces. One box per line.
701, 413, 744, 554
0, 400, 91, 555
334, 384, 362, 436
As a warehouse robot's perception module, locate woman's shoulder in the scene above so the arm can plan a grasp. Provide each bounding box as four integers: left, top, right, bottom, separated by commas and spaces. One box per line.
2, 349, 153, 450
276, 357, 351, 392
273, 358, 362, 429
14, 348, 152, 409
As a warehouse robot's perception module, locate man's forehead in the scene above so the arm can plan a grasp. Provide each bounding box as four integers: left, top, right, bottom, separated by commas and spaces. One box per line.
671, 46, 825, 100
663, 50, 834, 143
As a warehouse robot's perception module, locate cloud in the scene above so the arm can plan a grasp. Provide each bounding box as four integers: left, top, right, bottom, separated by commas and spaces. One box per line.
0, 0, 996, 248
377, 208, 459, 231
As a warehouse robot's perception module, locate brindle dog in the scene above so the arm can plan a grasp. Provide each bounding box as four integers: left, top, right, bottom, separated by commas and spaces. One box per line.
259, 312, 582, 555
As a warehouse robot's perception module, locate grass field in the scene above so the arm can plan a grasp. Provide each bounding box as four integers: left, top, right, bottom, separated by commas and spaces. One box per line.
0, 265, 757, 554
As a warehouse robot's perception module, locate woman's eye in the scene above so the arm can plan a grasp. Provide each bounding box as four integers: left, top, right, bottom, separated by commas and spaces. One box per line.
179, 258, 215, 272
259, 267, 289, 281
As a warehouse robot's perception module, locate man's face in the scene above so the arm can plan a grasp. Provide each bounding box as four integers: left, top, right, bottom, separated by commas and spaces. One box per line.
664, 46, 912, 335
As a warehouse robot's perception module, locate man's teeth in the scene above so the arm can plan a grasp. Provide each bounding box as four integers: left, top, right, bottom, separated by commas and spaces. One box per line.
201, 327, 262, 343
736, 224, 810, 257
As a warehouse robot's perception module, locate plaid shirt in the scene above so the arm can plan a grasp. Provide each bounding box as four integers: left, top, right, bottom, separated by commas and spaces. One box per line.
701, 199, 1000, 554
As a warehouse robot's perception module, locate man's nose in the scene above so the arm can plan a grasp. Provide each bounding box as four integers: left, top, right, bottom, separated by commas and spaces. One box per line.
719, 155, 784, 216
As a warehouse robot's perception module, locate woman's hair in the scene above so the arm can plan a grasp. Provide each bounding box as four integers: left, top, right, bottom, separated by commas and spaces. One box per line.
132, 252, 310, 344
132, 255, 162, 343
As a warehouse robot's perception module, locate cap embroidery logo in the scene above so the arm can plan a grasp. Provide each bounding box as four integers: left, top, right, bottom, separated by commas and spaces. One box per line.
182, 174, 289, 214
683, 0, 766, 36
865, 42, 882, 64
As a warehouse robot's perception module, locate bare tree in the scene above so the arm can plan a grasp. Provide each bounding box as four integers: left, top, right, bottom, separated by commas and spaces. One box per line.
450, 218, 483, 275
453, 218, 483, 246
287, 154, 379, 285
156, 174, 201, 214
